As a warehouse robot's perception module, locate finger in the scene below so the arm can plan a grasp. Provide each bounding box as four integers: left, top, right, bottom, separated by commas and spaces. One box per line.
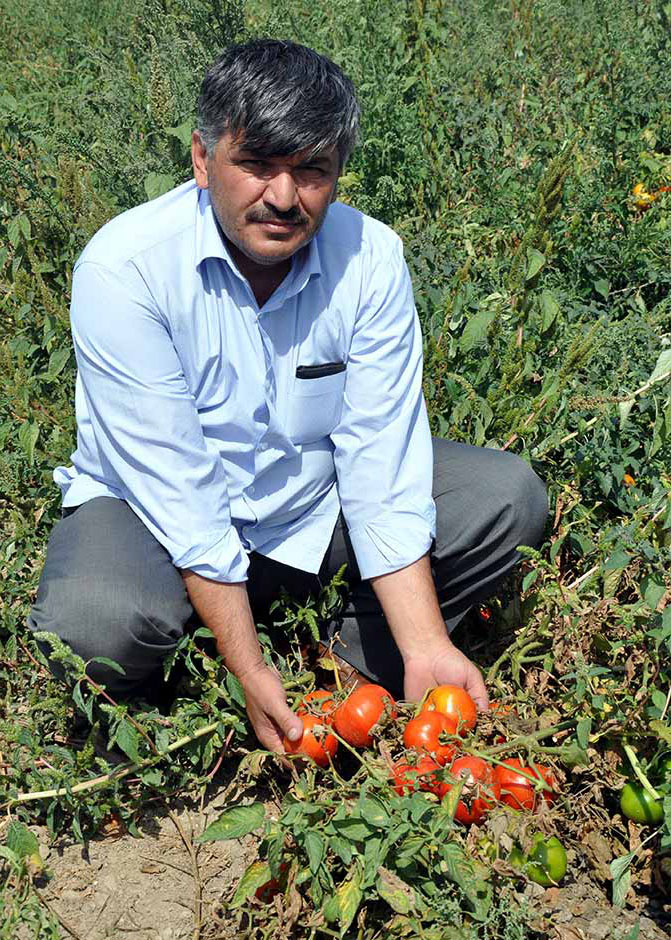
246, 704, 285, 753
468, 672, 490, 712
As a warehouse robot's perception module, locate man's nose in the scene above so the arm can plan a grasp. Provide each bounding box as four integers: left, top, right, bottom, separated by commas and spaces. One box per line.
264, 171, 299, 212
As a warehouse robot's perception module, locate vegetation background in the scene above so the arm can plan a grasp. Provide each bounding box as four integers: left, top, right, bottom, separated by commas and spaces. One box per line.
1, 0, 670, 937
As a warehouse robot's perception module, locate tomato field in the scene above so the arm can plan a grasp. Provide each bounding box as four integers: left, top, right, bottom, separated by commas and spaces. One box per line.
1, 0, 671, 937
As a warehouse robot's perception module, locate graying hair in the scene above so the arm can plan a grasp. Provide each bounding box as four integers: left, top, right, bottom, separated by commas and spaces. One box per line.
197, 40, 360, 168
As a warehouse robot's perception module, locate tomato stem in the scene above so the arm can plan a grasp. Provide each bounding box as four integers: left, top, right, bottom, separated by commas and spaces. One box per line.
623, 743, 661, 800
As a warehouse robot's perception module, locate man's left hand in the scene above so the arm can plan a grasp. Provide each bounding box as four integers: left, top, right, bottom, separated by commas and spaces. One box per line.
403, 639, 489, 712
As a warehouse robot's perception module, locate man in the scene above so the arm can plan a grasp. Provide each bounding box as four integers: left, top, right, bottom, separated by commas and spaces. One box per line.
29, 40, 547, 752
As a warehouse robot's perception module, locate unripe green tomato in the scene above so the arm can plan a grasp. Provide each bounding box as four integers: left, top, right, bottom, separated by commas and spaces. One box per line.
620, 782, 664, 825
509, 834, 567, 886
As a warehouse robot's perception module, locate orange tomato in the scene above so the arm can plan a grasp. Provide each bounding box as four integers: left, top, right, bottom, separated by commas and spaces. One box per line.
420, 685, 477, 735
283, 715, 337, 767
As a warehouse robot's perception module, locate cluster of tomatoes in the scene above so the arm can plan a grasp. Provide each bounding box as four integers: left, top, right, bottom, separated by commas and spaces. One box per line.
284, 682, 557, 828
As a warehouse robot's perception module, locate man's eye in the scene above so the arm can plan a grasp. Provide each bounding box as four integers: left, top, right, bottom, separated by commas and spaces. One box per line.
242, 159, 266, 168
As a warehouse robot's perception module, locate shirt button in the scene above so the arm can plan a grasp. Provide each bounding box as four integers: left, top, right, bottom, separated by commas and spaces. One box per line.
258, 442, 267, 452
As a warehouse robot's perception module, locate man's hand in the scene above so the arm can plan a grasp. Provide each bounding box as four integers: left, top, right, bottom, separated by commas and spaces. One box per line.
181, 571, 303, 752
403, 640, 489, 712
370, 553, 490, 712
238, 662, 304, 753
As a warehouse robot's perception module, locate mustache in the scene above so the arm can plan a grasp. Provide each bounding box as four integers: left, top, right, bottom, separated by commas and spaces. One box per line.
246, 207, 307, 225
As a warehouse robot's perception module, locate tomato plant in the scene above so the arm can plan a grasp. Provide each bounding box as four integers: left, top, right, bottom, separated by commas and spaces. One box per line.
333, 683, 397, 747
296, 689, 336, 722
391, 755, 443, 796
283, 715, 338, 767
494, 759, 557, 810
403, 712, 456, 764
442, 755, 500, 825
620, 782, 664, 825
509, 834, 567, 886
420, 685, 477, 735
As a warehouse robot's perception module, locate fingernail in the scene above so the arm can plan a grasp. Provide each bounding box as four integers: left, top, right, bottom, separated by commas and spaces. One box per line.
287, 727, 302, 741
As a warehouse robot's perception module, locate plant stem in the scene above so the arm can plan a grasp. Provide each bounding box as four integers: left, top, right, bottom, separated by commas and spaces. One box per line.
7, 721, 223, 806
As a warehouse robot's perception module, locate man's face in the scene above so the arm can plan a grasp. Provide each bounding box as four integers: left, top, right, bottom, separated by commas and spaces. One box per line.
192, 130, 340, 270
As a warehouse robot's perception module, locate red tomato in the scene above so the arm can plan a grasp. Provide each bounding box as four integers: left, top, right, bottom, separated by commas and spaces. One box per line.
392, 756, 443, 796
442, 755, 500, 825
333, 684, 397, 747
493, 759, 542, 810
403, 712, 456, 765
420, 685, 477, 735
296, 690, 336, 723
283, 715, 337, 767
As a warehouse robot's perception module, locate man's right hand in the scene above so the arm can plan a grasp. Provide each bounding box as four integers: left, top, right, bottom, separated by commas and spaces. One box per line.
238, 662, 304, 752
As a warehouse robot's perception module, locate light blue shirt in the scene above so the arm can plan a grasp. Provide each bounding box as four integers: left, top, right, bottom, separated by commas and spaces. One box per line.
55, 180, 436, 582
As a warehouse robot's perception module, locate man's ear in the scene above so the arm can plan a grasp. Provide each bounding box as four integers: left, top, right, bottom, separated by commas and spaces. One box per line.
191, 130, 209, 189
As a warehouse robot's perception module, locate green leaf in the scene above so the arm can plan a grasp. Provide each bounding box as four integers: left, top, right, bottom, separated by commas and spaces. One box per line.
611, 853, 634, 907
593, 278, 610, 299
165, 118, 193, 150
376, 866, 415, 914
650, 720, 671, 746
604, 548, 631, 571
197, 803, 266, 842
540, 290, 560, 331
18, 421, 39, 464
642, 575, 665, 612
47, 348, 70, 377
460, 308, 496, 352
330, 817, 375, 842
143, 172, 175, 200
231, 860, 271, 907
6, 822, 39, 860
333, 866, 363, 934
304, 831, 324, 875
525, 248, 545, 281
114, 719, 141, 763
576, 717, 592, 749
358, 794, 390, 828
224, 671, 246, 708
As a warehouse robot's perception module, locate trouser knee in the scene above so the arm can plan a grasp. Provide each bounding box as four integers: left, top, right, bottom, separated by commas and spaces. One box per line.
28, 594, 185, 697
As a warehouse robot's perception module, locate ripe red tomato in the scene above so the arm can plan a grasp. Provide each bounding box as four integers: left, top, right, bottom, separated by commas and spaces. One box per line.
493, 759, 556, 810
392, 756, 443, 796
333, 683, 397, 747
420, 685, 477, 735
442, 755, 500, 825
296, 690, 336, 723
283, 715, 337, 767
403, 712, 456, 765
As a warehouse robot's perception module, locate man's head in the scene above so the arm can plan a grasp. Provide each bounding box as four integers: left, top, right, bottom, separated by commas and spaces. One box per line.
191, 40, 360, 275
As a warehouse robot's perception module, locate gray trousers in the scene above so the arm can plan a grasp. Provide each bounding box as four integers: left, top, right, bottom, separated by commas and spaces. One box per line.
28, 439, 547, 698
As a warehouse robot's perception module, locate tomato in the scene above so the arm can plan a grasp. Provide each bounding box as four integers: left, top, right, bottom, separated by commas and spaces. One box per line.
442, 755, 500, 825
420, 685, 477, 735
283, 715, 338, 767
620, 782, 664, 825
403, 712, 456, 765
392, 755, 443, 796
494, 759, 557, 810
333, 683, 397, 747
296, 690, 336, 723
509, 834, 567, 886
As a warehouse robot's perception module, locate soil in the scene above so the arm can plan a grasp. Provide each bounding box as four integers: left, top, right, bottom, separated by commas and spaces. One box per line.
29, 792, 671, 940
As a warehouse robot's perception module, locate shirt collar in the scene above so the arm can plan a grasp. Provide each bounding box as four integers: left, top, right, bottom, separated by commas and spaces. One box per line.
194, 185, 322, 290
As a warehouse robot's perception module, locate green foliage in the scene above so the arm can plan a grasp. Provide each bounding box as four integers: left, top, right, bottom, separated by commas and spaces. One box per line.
2, 0, 671, 936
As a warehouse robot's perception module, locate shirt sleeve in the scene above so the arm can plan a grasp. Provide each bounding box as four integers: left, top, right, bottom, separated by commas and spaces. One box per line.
330, 237, 436, 579
69, 259, 249, 582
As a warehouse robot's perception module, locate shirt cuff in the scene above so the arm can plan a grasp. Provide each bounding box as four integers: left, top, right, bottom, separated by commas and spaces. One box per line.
346, 508, 436, 580
173, 527, 249, 582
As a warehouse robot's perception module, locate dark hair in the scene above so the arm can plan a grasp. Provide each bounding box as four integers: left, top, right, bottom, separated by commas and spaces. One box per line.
197, 39, 360, 168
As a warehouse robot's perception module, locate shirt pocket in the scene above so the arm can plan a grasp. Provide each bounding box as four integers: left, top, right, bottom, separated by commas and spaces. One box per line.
286, 368, 347, 445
